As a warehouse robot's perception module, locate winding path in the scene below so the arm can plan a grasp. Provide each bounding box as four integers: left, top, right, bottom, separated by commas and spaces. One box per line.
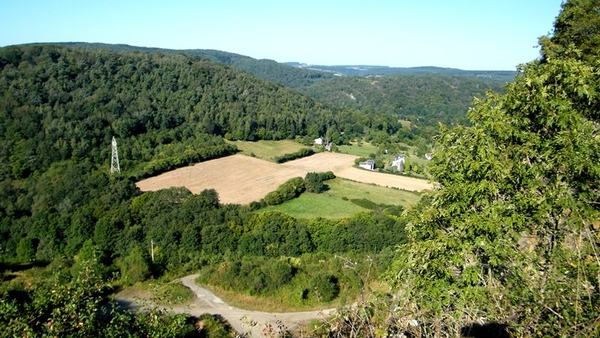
116, 274, 336, 337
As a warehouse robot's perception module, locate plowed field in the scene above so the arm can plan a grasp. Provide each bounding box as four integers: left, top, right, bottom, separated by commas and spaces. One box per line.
136, 153, 433, 204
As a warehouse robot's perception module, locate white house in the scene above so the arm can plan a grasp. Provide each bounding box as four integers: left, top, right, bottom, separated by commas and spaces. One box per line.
314, 137, 324, 145
359, 159, 375, 170
392, 155, 406, 172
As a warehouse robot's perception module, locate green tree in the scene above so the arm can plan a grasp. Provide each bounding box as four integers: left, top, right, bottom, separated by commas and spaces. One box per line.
117, 245, 151, 285
16, 237, 36, 262
310, 273, 339, 302
304, 172, 324, 193
391, 1, 600, 335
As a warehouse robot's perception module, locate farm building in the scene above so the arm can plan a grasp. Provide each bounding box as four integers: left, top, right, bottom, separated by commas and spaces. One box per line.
314, 137, 324, 145
392, 155, 406, 172
359, 159, 375, 170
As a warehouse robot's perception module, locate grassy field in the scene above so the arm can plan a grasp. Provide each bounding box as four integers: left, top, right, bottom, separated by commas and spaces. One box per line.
262, 178, 422, 219
226, 139, 308, 162
337, 142, 379, 158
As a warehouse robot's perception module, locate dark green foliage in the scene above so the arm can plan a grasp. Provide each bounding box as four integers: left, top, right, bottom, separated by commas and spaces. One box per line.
297, 74, 506, 142
196, 313, 235, 337
117, 245, 151, 285
309, 273, 339, 302
304, 172, 323, 193
304, 171, 335, 193
273, 147, 314, 163
0, 263, 199, 337
264, 177, 306, 206
16, 238, 35, 262
60, 42, 335, 88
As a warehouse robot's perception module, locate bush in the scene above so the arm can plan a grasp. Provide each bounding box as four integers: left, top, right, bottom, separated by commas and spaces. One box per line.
264, 177, 305, 205
310, 273, 339, 302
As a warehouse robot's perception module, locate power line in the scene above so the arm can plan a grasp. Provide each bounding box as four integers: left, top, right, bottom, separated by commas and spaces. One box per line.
110, 136, 121, 175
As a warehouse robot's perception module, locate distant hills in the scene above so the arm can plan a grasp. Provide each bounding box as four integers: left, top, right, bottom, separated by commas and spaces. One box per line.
56, 42, 334, 88
55, 43, 516, 86
285, 63, 516, 82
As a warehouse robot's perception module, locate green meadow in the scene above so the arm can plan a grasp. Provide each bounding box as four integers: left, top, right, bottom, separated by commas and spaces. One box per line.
262, 178, 421, 219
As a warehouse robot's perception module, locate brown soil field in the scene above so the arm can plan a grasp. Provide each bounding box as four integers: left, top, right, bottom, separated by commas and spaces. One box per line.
136, 153, 433, 205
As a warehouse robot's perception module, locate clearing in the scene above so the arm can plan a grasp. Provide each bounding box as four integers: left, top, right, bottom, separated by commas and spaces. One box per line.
136, 152, 433, 205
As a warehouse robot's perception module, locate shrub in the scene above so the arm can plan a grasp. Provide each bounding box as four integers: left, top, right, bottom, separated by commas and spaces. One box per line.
310, 273, 339, 302
274, 148, 314, 163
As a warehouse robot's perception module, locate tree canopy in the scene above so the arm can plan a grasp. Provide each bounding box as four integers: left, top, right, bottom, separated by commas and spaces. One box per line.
391, 0, 600, 335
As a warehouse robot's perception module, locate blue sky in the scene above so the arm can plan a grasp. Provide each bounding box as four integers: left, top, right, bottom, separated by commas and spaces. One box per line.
1, 0, 564, 70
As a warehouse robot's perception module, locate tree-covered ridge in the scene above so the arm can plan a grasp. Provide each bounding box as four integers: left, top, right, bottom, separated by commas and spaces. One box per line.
0, 44, 377, 179
41, 43, 508, 143
57, 42, 335, 88
297, 74, 505, 135
287, 63, 516, 82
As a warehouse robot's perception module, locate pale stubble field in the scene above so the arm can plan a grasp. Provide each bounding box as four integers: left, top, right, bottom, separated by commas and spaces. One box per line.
136, 152, 433, 204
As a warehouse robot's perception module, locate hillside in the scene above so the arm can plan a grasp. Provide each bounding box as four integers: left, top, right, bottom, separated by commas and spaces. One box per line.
0, 43, 408, 278
52, 43, 507, 142
287, 63, 516, 82
58, 42, 335, 88
297, 74, 505, 132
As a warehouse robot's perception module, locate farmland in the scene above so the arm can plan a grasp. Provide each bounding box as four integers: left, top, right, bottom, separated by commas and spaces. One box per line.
136, 152, 433, 205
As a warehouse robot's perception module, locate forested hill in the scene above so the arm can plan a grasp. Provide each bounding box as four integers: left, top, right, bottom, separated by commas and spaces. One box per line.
286, 63, 516, 82
57, 42, 334, 88
297, 74, 505, 136
51, 42, 507, 141
0, 43, 397, 262
0, 44, 382, 179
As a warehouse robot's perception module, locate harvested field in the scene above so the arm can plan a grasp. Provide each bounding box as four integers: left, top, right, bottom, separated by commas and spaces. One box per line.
136, 152, 433, 205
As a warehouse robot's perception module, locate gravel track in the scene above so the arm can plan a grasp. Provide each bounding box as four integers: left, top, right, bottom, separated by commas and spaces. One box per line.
115, 274, 336, 337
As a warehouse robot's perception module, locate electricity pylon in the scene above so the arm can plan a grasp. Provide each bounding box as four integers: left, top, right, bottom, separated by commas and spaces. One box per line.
110, 136, 121, 175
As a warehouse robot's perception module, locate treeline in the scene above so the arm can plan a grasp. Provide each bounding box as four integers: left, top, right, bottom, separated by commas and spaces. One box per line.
61, 42, 335, 88
257, 171, 335, 207
273, 147, 314, 163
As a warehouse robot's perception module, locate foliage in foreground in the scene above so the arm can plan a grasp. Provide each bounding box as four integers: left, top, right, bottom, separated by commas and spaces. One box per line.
0, 262, 209, 337
387, 0, 600, 336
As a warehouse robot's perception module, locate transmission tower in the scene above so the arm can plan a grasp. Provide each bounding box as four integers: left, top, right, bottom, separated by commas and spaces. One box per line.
110, 136, 121, 175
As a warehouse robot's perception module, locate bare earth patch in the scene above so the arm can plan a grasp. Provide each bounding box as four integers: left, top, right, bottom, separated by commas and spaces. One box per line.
136, 153, 433, 204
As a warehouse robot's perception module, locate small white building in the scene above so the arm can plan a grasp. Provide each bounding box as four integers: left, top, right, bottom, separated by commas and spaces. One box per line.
314, 137, 324, 145
359, 159, 375, 170
425, 153, 433, 160
392, 155, 406, 172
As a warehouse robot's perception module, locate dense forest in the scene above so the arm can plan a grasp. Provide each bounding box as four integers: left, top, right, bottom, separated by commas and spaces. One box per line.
296, 74, 505, 137
1, 0, 599, 336
60, 42, 508, 143
60, 42, 335, 88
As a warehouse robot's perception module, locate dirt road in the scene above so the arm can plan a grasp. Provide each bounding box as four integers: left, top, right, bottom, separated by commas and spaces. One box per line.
116, 274, 335, 337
